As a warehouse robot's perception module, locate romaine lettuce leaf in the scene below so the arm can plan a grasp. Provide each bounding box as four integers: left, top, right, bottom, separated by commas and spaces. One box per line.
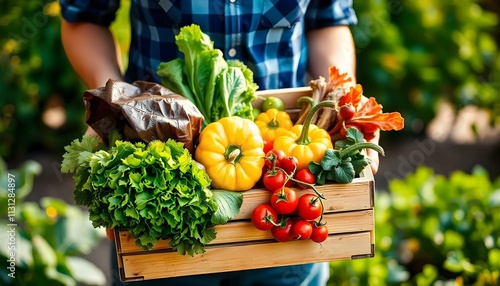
157, 24, 258, 126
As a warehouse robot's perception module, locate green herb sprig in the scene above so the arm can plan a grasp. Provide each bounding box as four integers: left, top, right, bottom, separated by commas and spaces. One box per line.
308, 127, 385, 184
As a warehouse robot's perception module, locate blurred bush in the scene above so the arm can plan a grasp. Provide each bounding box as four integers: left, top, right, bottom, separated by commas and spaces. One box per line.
0, 157, 107, 285
352, 0, 500, 134
0, 1, 87, 161
328, 166, 500, 285
0, 0, 131, 162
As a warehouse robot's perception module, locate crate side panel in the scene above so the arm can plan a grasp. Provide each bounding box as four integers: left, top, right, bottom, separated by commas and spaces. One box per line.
117, 209, 373, 253
119, 231, 373, 281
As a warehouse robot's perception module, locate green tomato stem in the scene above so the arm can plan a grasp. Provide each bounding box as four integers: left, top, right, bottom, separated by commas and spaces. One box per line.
268, 117, 279, 129
339, 142, 385, 158
295, 100, 337, 145
226, 145, 242, 165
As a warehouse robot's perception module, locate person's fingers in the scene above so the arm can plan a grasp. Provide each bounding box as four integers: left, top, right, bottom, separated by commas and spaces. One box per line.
367, 130, 380, 174
84, 126, 99, 137
366, 148, 379, 174
106, 228, 115, 241
85, 126, 105, 143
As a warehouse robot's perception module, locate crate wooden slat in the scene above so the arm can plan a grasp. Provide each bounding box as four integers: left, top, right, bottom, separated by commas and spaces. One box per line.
114, 87, 376, 282
116, 209, 373, 253
119, 232, 372, 282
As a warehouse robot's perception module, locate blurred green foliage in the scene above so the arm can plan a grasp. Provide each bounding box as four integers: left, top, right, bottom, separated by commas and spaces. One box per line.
328, 166, 500, 285
0, 1, 87, 160
0, 0, 499, 160
0, 157, 107, 285
352, 0, 500, 133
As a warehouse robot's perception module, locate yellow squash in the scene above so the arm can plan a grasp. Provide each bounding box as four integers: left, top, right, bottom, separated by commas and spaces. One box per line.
195, 116, 265, 191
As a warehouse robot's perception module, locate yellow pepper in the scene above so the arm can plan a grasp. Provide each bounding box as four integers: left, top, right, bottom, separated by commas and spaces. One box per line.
254, 108, 293, 141
274, 101, 335, 170
195, 116, 265, 191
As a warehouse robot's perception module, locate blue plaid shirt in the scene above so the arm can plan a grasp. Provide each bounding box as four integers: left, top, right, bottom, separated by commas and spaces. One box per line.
60, 0, 357, 90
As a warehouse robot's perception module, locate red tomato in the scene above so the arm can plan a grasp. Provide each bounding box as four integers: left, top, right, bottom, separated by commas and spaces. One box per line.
294, 168, 315, 189
106, 228, 115, 241
271, 218, 295, 242
270, 187, 298, 214
339, 104, 356, 120
262, 169, 292, 192
293, 219, 312, 240
264, 149, 286, 169
251, 204, 278, 231
280, 156, 298, 174
297, 194, 323, 221
310, 223, 328, 243
263, 139, 274, 154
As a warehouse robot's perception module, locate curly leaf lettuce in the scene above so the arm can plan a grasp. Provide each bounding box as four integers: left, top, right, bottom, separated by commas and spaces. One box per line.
62, 137, 239, 256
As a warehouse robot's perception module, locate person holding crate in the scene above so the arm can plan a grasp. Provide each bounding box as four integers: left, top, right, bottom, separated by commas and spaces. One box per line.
59, 0, 377, 285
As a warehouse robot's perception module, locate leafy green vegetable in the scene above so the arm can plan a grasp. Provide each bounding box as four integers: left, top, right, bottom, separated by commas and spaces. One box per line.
61, 135, 104, 173
157, 24, 258, 126
61, 136, 237, 256
309, 127, 385, 184
211, 190, 243, 225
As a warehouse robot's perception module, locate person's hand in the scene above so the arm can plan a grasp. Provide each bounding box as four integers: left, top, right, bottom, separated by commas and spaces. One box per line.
106, 228, 115, 241
84, 126, 99, 137
359, 95, 380, 174
366, 131, 380, 174
85, 126, 106, 145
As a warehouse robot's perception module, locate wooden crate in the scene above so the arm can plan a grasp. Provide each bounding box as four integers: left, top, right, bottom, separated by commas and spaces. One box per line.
114, 87, 375, 282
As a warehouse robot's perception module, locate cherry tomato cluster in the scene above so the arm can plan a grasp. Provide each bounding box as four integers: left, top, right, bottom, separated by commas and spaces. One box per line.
261, 149, 315, 191
251, 150, 328, 243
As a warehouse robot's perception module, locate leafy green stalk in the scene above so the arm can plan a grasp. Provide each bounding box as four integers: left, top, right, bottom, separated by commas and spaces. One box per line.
157, 24, 258, 126
174, 24, 214, 97
213, 67, 247, 121
199, 50, 228, 116
157, 59, 204, 115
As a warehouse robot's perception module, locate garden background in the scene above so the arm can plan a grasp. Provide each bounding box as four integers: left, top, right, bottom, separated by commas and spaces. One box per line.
1, 0, 499, 285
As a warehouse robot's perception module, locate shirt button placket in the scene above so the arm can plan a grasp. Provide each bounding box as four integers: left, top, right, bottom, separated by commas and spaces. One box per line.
227, 0, 239, 58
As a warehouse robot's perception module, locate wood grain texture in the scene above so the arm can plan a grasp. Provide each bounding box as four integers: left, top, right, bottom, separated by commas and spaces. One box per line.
119, 232, 373, 281
116, 209, 374, 253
